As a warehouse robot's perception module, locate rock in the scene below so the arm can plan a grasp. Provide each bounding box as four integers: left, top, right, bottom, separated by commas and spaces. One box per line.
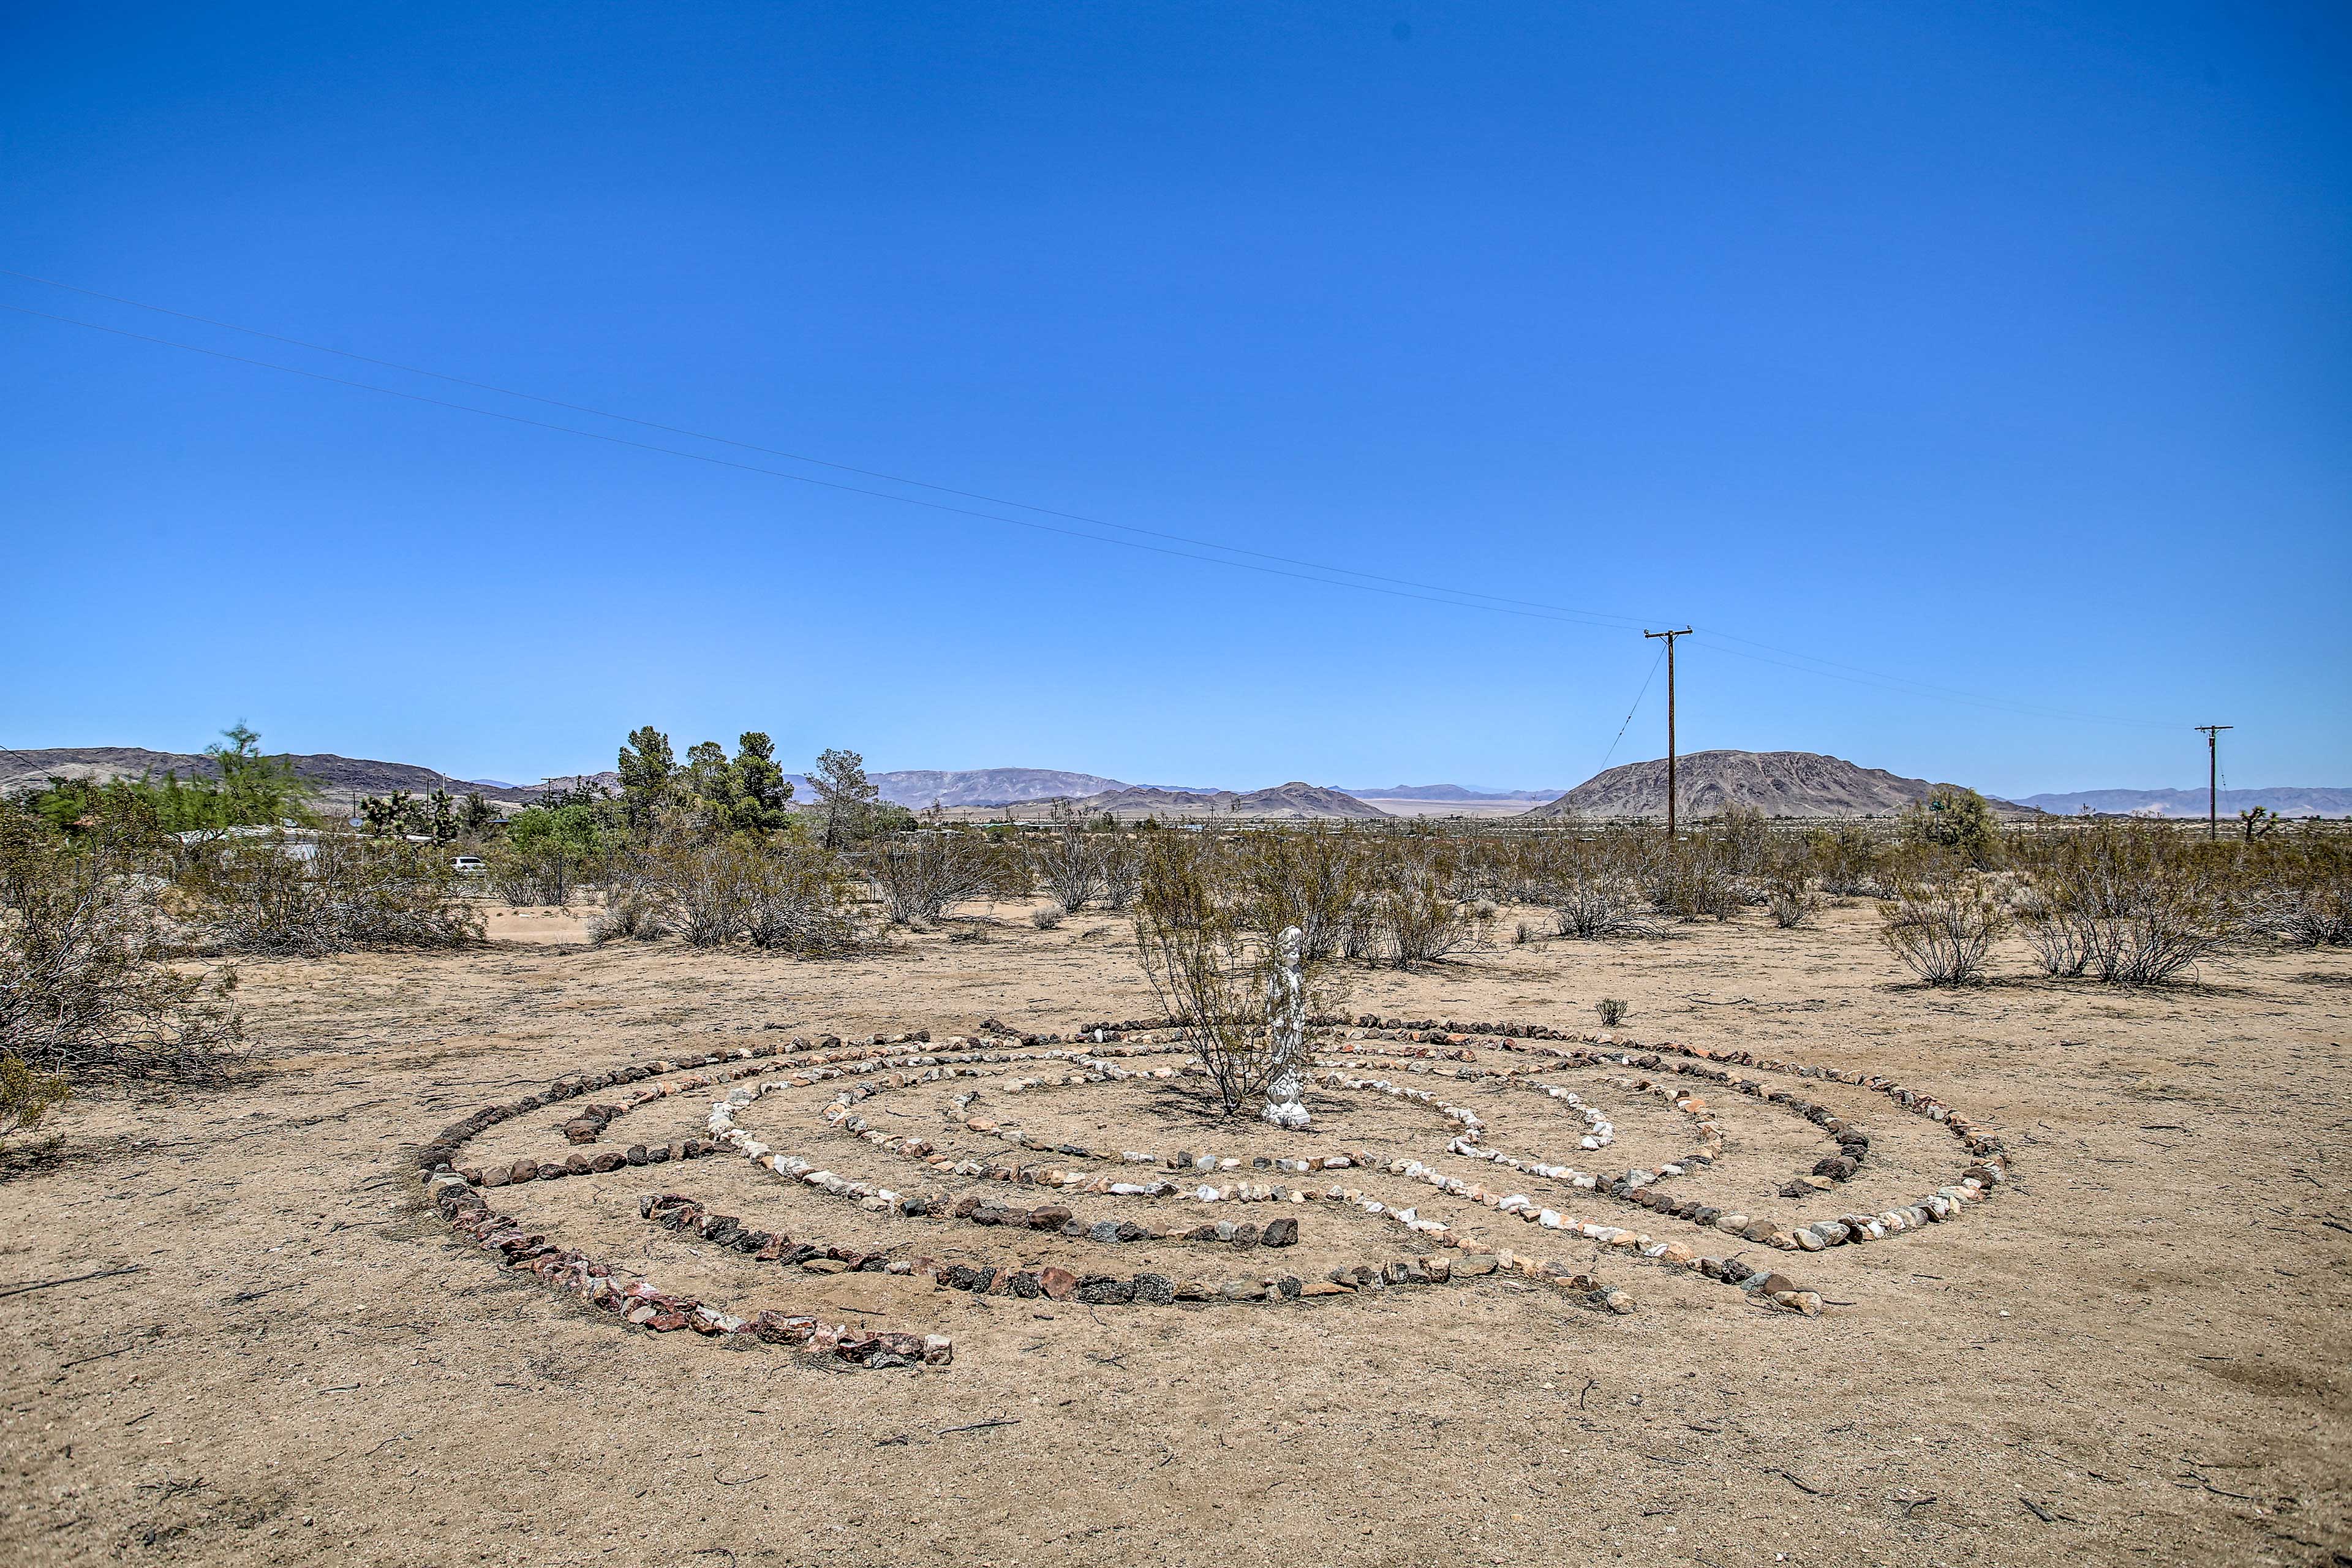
510, 1160, 539, 1183
1262, 1217, 1299, 1247
1603, 1290, 1636, 1314
1298, 1281, 1351, 1296
802, 1257, 848, 1275
1131, 1273, 1175, 1305
1454, 1254, 1499, 1277
1038, 1266, 1079, 1300
1076, 1275, 1134, 1305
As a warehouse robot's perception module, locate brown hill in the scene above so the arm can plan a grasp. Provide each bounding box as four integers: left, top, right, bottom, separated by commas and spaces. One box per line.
1524, 750, 2033, 820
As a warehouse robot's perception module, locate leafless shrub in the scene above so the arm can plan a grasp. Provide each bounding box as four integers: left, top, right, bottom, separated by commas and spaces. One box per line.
1595, 998, 1627, 1027
1762, 846, 1822, 929
1031, 804, 1101, 913
865, 829, 1022, 925
1030, 903, 1066, 931
1878, 871, 2005, 985
1097, 834, 1142, 911
2011, 820, 2231, 983
654, 837, 862, 954
0, 819, 243, 1080
2244, 829, 2352, 947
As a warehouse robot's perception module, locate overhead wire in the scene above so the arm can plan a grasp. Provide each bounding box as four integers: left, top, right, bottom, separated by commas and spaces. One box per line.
2, 270, 2185, 737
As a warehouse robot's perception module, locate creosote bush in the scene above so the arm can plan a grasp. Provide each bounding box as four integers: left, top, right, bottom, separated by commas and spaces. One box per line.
1878, 871, 2005, 986
0, 813, 244, 1080
180, 832, 480, 955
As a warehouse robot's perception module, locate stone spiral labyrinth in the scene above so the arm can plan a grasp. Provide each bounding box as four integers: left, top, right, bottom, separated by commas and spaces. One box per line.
415, 1015, 2011, 1369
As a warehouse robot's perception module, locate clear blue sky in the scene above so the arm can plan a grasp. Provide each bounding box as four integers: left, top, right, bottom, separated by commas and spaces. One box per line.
6, 2, 2346, 797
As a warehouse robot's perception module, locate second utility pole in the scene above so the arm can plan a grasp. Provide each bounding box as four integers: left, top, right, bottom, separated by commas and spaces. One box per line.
1645, 627, 1694, 835
2195, 724, 2232, 840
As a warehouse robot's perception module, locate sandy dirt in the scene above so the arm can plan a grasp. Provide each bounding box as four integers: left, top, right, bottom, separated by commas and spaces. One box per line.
3, 900, 2347, 1567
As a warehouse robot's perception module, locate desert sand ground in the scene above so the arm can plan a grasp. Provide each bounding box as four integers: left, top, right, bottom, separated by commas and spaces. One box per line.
2, 899, 2346, 1568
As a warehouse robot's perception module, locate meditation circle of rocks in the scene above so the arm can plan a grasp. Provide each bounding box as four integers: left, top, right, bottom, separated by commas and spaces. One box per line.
410, 1012, 2010, 1362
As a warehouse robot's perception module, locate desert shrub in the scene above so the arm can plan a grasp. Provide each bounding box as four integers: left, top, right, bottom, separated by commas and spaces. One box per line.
1132, 834, 1275, 1114
1371, 861, 1490, 967
1540, 841, 1657, 940
1030, 804, 1101, 912
2244, 830, 2352, 947
866, 828, 1022, 925
1705, 807, 1775, 882
1098, 834, 1142, 911
1878, 872, 2005, 985
1900, 788, 2002, 870
741, 842, 861, 954
1595, 998, 1627, 1027
588, 895, 669, 944
1, 1052, 72, 1152
1030, 902, 1066, 930
644, 836, 861, 954
2011, 820, 2231, 984
1237, 827, 1368, 962
1762, 845, 1822, 929
0, 816, 243, 1079
488, 839, 578, 906
1647, 837, 1741, 922
1513, 921, 1532, 945
663, 840, 751, 948
181, 832, 480, 954
1807, 823, 1888, 898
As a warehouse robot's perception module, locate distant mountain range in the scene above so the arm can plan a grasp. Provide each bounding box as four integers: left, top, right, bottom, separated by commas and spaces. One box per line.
2016, 786, 2352, 819
1524, 750, 2035, 820
987, 782, 1389, 822
1338, 784, 1562, 802
21, 744, 2331, 824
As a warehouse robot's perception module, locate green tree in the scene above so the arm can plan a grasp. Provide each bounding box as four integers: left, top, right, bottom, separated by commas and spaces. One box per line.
809, 748, 881, 849
458, 791, 498, 837
617, 726, 677, 833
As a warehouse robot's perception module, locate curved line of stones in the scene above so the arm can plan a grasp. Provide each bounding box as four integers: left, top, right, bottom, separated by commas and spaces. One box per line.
706, 1056, 1629, 1309
414, 1014, 2011, 1348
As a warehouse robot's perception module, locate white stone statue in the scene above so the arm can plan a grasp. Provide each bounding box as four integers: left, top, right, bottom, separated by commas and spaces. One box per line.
1262, 925, 1310, 1128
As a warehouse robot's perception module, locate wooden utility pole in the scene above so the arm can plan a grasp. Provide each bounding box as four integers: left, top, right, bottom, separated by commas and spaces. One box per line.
2195, 724, 2231, 840
1644, 628, 1694, 835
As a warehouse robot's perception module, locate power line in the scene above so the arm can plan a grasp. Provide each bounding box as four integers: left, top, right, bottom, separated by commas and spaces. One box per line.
1596, 644, 1667, 776
0, 268, 1656, 634
0, 303, 1635, 633
2, 273, 2185, 734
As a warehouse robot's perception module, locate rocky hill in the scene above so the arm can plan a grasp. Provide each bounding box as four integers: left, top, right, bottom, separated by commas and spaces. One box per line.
1525, 750, 2032, 820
